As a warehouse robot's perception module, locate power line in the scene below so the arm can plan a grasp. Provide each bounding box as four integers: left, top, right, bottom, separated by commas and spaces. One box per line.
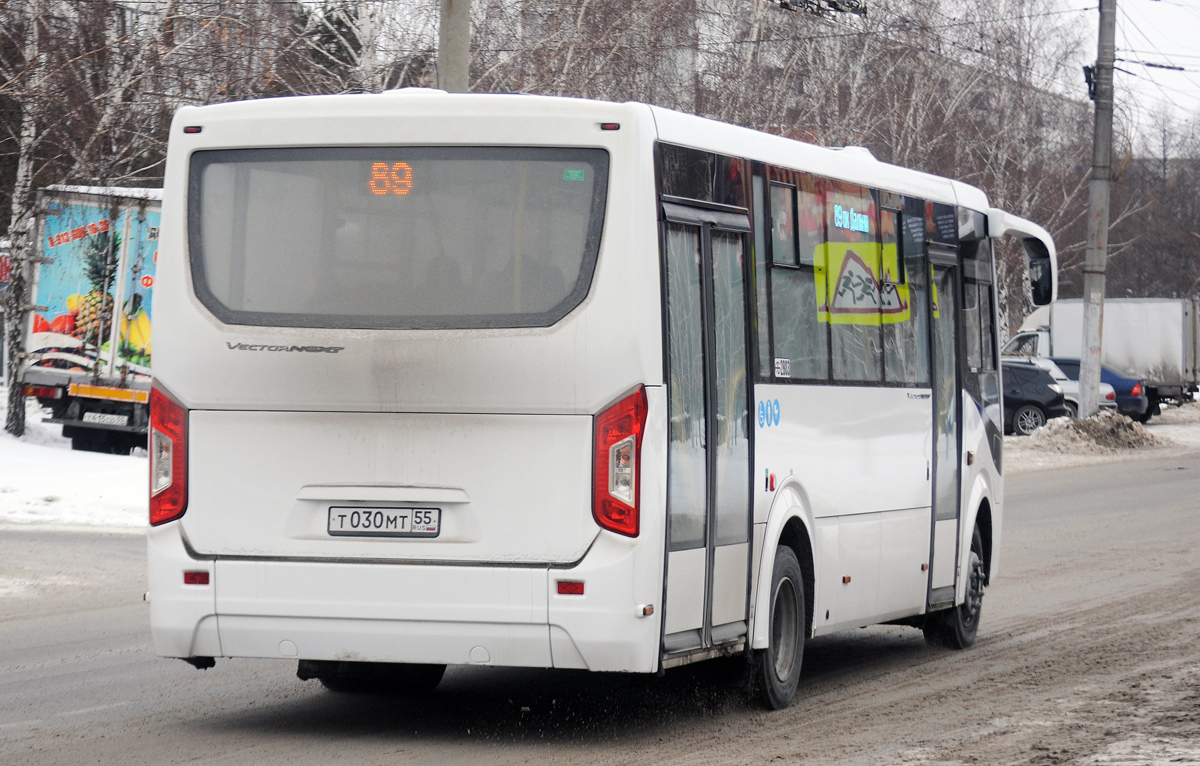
1118, 2, 1200, 102
1119, 66, 1200, 104
1120, 48, 1200, 59
1116, 57, 1193, 72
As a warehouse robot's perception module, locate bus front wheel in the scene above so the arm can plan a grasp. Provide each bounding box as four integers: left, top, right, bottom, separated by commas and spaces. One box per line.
754, 546, 805, 710
923, 526, 985, 649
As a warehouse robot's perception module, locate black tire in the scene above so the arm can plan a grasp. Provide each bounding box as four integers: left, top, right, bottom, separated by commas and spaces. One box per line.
923, 526, 985, 650
1135, 399, 1157, 423
1011, 404, 1046, 435
298, 660, 445, 694
753, 546, 805, 710
1064, 401, 1078, 418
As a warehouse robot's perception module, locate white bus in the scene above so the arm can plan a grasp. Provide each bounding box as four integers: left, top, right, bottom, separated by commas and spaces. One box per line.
147, 91, 1057, 709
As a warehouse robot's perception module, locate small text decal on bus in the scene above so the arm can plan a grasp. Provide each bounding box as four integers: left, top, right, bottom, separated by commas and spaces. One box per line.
225, 342, 343, 353
758, 399, 781, 429
832, 204, 870, 234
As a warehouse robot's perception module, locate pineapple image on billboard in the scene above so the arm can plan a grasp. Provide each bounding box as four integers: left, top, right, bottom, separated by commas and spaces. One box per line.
74, 230, 120, 348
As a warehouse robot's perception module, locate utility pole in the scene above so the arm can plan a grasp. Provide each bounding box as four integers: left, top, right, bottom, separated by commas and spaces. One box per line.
437, 0, 471, 92
1078, 0, 1116, 418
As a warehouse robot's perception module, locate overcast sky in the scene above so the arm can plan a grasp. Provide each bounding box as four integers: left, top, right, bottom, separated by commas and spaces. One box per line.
1108, 0, 1200, 143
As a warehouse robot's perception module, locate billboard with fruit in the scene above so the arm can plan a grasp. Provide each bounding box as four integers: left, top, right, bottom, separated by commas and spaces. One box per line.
29, 193, 159, 376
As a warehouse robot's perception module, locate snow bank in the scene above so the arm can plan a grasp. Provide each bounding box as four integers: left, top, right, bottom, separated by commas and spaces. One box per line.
0, 390, 146, 528
1024, 409, 1162, 453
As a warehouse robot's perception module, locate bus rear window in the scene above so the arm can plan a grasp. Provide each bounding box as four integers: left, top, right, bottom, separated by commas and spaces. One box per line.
188, 147, 608, 329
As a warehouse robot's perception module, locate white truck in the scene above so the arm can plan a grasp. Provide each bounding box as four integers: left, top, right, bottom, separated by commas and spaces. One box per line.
18, 185, 161, 452
1005, 298, 1199, 415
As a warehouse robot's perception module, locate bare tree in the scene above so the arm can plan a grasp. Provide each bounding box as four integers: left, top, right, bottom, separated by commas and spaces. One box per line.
0, 0, 1191, 375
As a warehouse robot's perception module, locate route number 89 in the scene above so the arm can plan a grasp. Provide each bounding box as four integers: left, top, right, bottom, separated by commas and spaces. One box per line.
370, 162, 413, 196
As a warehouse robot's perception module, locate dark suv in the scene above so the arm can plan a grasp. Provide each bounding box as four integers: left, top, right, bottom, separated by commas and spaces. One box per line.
1002, 359, 1070, 435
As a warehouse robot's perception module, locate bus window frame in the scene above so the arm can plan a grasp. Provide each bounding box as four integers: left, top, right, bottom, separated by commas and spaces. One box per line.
751, 165, 947, 390
186, 145, 611, 331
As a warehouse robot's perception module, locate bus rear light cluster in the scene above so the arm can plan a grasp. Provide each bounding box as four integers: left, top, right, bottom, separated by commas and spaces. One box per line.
593, 386, 647, 537
150, 386, 189, 526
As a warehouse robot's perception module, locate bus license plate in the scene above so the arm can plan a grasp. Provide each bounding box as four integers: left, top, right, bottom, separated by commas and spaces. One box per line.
327, 507, 440, 538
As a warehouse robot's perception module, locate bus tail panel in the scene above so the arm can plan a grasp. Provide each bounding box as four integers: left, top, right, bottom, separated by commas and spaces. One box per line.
183, 409, 596, 565
214, 558, 553, 667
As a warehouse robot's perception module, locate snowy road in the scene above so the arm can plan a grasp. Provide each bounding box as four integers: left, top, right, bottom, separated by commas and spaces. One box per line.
2, 450, 1200, 765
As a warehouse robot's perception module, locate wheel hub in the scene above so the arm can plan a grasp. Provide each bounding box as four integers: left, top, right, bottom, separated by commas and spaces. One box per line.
965, 554, 985, 618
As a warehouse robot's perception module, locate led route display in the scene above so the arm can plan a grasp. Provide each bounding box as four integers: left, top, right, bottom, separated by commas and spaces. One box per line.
369, 161, 413, 196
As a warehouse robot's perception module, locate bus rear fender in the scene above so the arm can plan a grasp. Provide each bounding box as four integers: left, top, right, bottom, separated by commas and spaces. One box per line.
750, 484, 815, 651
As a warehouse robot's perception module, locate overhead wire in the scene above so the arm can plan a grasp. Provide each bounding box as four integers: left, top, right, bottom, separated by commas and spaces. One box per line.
1116, 1, 1200, 115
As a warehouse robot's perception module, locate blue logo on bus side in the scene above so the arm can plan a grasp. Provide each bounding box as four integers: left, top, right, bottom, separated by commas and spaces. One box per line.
758, 399, 781, 428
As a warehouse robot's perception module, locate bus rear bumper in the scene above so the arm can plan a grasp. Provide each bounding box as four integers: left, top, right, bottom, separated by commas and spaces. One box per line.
147, 522, 660, 673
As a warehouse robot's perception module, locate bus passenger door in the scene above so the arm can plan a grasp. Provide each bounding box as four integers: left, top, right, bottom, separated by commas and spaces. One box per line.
660, 202, 753, 659
928, 253, 961, 608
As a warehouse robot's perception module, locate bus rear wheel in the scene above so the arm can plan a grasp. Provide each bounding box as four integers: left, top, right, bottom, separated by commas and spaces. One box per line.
923, 526, 985, 650
754, 546, 805, 710
297, 660, 445, 694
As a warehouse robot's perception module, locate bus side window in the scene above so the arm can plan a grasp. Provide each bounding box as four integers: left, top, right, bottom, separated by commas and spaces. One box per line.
883, 209, 930, 386
963, 283, 983, 371
979, 283, 996, 371
751, 174, 772, 379
962, 238, 995, 373
826, 183, 882, 383
770, 183, 797, 265
769, 175, 828, 380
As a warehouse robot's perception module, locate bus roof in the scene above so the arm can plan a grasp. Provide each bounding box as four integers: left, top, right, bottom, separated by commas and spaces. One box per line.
648, 103, 983, 210
175, 90, 985, 210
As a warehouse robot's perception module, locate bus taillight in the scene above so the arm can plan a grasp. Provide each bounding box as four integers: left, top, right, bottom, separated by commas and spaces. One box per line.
150, 386, 189, 526
593, 386, 647, 537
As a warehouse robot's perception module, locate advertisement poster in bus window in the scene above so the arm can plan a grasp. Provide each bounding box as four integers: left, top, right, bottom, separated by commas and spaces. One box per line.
817, 182, 910, 326
32, 199, 157, 375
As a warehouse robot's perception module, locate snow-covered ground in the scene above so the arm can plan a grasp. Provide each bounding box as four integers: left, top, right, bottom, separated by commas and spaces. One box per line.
1006, 402, 1200, 474
0, 389, 146, 530
1, 385, 1199, 529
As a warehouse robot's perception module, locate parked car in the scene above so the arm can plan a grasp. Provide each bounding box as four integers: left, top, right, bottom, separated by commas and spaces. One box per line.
1002, 359, 1071, 435
1050, 358, 1151, 422
1026, 357, 1117, 417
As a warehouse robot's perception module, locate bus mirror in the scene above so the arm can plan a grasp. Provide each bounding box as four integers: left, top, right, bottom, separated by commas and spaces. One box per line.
1023, 238, 1054, 306
986, 207, 1058, 306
